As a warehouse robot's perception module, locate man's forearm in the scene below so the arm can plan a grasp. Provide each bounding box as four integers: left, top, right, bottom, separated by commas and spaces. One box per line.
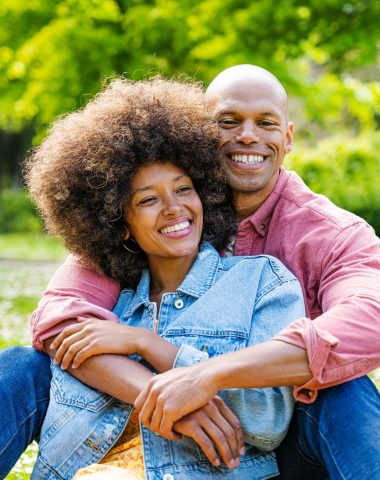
210, 340, 312, 391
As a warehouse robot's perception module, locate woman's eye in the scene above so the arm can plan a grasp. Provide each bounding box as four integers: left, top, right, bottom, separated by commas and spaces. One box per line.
137, 197, 156, 206
178, 185, 192, 194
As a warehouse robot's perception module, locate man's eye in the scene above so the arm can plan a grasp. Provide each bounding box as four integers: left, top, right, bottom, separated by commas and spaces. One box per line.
259, 120, 276, 127
218, 118, 239, 128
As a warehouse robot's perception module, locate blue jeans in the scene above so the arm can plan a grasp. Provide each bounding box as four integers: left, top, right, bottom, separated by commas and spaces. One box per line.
0, 347, 379, 479
275, 375, 380, 479
0, 346, 51, 479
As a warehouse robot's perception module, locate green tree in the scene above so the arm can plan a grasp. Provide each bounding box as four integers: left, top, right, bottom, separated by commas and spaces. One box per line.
1, 0, 379, 139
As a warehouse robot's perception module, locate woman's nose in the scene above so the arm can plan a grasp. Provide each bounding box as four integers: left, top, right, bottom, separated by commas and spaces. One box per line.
162, 196, 182, 216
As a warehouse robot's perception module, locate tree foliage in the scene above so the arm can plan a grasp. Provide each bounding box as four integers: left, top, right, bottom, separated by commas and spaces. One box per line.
0, 1, 379, 233
1, 0, 380, 138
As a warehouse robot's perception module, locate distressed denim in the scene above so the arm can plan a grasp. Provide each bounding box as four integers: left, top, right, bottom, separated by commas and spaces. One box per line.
32, 243, 305, 480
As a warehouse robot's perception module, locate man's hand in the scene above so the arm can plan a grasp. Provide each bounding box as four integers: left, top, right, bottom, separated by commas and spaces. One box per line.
173, 397, 245, 469
135, 362, 218, 438
50, 317, 150, 369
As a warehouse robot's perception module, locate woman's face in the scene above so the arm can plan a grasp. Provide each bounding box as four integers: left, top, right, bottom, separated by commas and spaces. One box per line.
126, 162, 203, 263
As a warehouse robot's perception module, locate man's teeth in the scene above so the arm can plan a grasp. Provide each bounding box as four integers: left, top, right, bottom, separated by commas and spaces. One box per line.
160, 221, 190, 234
231, 154, 264, 164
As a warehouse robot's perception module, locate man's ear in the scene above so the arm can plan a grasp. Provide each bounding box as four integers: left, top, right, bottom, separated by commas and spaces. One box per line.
284, 122, 294, 155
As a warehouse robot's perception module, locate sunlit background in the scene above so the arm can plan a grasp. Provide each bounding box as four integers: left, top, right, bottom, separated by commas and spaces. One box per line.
0, 1, 379, 477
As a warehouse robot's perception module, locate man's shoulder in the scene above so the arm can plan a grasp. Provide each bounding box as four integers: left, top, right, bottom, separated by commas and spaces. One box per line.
280, 170, 369, 232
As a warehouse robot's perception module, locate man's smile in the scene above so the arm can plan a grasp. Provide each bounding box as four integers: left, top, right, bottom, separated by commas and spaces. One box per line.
231, 154, 265, 165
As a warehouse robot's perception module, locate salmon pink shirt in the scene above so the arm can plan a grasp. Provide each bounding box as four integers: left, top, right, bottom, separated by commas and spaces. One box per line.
30, 168, 380, 403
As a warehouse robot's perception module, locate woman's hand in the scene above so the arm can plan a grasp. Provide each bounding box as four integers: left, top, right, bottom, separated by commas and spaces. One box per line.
51, 317, 150, 369
173, 397, 245, 469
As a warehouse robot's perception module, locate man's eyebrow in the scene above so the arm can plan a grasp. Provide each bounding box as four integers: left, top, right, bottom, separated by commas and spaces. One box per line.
258, 111, 282, 118
132, 174, 191, 195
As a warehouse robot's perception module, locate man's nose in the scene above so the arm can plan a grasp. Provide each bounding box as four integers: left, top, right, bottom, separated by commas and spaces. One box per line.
236, 120, 259, 144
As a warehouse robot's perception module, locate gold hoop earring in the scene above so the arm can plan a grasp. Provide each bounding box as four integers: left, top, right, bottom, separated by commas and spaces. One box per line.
122, 238, 141, 254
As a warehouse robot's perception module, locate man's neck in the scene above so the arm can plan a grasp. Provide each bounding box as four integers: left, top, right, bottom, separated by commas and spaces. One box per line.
233, 171, 280, 221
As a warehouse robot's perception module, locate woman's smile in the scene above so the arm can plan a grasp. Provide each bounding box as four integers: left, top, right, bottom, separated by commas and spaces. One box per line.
159, 218, 193, 238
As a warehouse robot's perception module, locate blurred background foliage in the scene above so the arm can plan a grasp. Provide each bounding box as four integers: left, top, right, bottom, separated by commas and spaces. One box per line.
0, 0, 379, 234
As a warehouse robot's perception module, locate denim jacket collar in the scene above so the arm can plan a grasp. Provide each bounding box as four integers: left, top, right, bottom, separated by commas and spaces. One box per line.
122, 242, 220, 318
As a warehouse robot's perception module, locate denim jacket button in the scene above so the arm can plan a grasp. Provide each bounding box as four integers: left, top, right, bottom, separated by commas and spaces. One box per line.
174, 299, 184, 309
163, 474, 174, 480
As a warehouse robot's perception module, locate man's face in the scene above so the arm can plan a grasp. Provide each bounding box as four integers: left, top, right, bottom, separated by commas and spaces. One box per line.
209, 77, 293, 200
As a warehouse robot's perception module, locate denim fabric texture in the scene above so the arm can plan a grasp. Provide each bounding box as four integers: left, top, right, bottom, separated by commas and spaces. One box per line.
275, 375, 380, 479
0, 347, 51, 479
32, 243, 305, 480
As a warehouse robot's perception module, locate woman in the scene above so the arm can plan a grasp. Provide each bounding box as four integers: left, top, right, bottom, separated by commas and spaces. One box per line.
26, 77, 305, 480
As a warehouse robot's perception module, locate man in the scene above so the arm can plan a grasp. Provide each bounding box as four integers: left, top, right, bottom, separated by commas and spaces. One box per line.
133, 65, 380, 478
1, 65, 380, 479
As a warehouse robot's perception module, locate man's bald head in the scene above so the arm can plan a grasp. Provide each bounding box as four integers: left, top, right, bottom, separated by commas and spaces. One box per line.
206, 64, 289, 120
206, 64, 294, 216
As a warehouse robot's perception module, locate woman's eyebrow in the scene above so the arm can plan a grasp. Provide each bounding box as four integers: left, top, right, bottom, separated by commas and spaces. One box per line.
132, 174, 191, 195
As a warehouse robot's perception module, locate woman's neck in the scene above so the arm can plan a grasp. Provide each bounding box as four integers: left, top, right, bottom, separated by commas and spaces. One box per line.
148, 253, 198, 298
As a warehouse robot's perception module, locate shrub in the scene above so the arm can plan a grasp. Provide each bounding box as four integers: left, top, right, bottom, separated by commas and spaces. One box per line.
286, 132, 380, 236
0, 189, 42, 233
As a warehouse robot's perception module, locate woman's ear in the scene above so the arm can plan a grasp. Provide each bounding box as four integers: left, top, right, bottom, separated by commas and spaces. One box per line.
124, 229, 130, 241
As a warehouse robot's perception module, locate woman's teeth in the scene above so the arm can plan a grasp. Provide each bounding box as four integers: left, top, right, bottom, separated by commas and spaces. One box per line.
160, 221, 190, 234
231, 154, 264, 164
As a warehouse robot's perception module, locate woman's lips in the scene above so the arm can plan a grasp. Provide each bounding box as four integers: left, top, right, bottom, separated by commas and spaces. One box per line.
159, 220, 193, 238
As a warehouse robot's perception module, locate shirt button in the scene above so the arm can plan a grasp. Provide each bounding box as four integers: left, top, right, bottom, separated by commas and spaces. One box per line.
174, 299, 184, 309
163, 475, 174, 480
259, 223, 266, 229
308, 390, 314, 398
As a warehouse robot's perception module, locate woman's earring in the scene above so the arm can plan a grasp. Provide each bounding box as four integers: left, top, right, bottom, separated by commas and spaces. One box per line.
122, 237, 141, 254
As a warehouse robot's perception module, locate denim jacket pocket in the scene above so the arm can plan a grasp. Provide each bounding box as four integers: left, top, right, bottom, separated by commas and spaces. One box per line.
50, 364, 113, 412
163, 328, 248, 357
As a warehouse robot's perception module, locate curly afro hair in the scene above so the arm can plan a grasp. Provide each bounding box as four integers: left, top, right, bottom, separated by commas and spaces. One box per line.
25, 77, 236, 287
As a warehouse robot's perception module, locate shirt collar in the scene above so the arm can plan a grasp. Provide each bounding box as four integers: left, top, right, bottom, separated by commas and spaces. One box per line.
123, 242, 220, 317
239, 167, 290, 237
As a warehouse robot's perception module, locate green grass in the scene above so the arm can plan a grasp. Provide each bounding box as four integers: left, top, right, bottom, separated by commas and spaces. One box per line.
0, 233, 66, 261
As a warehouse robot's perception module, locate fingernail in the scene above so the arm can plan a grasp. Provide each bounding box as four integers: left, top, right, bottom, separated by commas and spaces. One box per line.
214, 459, 220, 467
228, 459, 236, 469
239, 447, 246, 455
50, 343, 55, 349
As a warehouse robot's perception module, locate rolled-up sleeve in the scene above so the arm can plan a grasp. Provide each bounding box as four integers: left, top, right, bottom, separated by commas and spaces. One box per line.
31, 254, 121, 350
274, 222, 380, 402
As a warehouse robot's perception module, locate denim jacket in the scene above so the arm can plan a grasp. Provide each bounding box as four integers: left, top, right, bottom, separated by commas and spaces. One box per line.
32, 243, 305, 480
